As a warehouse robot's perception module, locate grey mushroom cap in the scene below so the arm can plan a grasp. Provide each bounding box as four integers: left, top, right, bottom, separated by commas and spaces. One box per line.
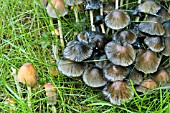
85, 0, 100, 10
144, 36, 165, 52
163, 22, 170, 37
58, 59, 87, 77
95, 55, 110, 69
128, 69, 143, 85
137, 1, 161, 15
113, 29, 137, 44
157, 7, 170, 23
65, 0, 85, 6
103, 2, 115, 14
83, 66, 107, 87
103, 63, 129, 82
139, 17, 165, 36
162, 37, 170, 56
105, 41, 136, 66
135, 50, 161, 74
105, 10, 131, 30
103, 81, 134, 105
46, 0, 68, 18
63, 40, 93, 62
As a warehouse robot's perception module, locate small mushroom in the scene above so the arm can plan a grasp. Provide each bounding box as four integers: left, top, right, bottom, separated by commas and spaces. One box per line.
103, 81, 134, 105
105, 41, 136, 66
103, 63, 129, 82
144, 36, 165, 52
135, 50, 161, 74
103, 2, 115, 14
128, 69, 143, 85
83, 66, 107, 87
152, 69, 170, 86
105, 10, 131, 30
136, 79, 158, 93
58, 59, 87, 77
113, 29, 137, 44
163, 21, 170, 37
137, 1, 161, 15
63, 40, 93, 62
17, 63, 37, 107
139, 16, 165, 36
162, 37, 170, 56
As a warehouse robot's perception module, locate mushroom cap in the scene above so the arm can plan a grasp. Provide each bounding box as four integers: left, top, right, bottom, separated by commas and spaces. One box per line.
103, 2, 115, 14
103, 63, 129, 82
63, 40, 93, 62
105, 10, 131, 30
144, 36, 165, 52
17, 63, 37, 87
113, 29, 137, 44
136, 79, 158, 93
137, 1, 161, 15
105, 41, 136, 66
103, 81, 134, 105
46, 0, 68, 18
135, 50, 161, 74
128, 69, 143, 85
83, 66, 107, 87
58, 59, 87, 77
95, 55, 110, 69
65, 0, 85, 6
152, 69, 170, 86
157, 7, 170, 22
162, 37, 170, 56
43, 83, 56, 92
139, 17, 165, 36
163, 21, 170, 37
92, 33, 108, 49
85, 0, 100, 10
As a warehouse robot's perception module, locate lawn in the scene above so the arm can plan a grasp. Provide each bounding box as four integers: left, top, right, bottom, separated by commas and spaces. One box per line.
0, 0, 170, 113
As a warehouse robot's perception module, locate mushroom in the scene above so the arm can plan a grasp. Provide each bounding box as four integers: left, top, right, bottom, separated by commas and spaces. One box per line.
113, 29, 137, 44
139, 16, 165, 36
46, 0, 68, 47
105, 41, 136, 66
103, 2, 114, 14
157, 7, 170, 23
43, 83, 57, 112
136, 79, 158, 93
82, 66, 107, 87
95, 54, 110, 69
17, 63, 37, 107
135, 50, 161, 74
58, 59, 87, 77
163, 21, 170, 37
144, 36, 165, 52
162, 37, 170, 56
103, 63, 129, 82
63, 40, 93, 62
105, 10, 131, 30
152, 69, 170, 86
103, 81, 134, 105
137, 1, 161, 15
128, 69, 143, 85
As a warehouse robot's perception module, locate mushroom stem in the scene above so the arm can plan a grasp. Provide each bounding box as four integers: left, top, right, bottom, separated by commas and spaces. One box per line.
135, 0, 142, 22
126, 0, 129, 9
27, 86, 32, 108
115, 0, 119, 9
90, 10, 96, 31
73, 6, 79, 23
58, 19, 65, 47
100, 0, 105, 33
120, 0, 124, 7
51, 105, 57, 113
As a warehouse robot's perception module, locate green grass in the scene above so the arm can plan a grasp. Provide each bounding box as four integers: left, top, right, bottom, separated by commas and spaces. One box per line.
0, 0, 170, 113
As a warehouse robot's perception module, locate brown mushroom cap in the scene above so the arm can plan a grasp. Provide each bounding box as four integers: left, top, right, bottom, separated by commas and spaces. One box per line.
43, 83, 56, 92
157, 7, 170, 22
17, 63, 37, 87
103, 63, 129, 82
103, 2, 115, 14
136, 79, 158, 93
103, 81, 134, 105
105, 41, 136, 66
105, 10, 130, 30
135, 50, 161, 74
162, 37, 170, 56
137, 1, 161, 15
83, 66, 107, 87
128, 69, 143, 85
144, 36, 165, 52
46, 0, 68, 18
139, 17, 165, 36
113, 29, 137, 44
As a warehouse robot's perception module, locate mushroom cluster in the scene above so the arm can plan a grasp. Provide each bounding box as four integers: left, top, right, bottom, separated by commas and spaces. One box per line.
55, 0, 170, 105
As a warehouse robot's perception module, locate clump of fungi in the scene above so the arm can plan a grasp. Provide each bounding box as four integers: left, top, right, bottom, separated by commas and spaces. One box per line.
37, 0, 170, 105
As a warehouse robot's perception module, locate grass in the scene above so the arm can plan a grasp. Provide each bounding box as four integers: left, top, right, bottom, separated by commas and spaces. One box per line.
0, 0, 170, 112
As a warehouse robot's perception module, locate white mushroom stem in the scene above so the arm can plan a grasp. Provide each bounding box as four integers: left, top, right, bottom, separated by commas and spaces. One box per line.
115, 0, 119, 9
74, 6, 79, 23
90, 10, 96, 31
57, 19, 65, 47
100, 0, 105, 33
120, 0, 124, 7
27, 86, 32, 108
135, 0, 142, 22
